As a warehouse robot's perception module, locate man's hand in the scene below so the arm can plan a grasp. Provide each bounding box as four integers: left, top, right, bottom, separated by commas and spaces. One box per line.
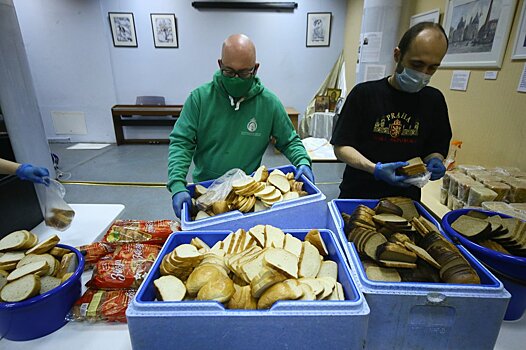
15, 163, 50, 185
295, 165, 315, 183
373, 162, 410, 187
172, 191, 192, 218
426, 157, 446, 180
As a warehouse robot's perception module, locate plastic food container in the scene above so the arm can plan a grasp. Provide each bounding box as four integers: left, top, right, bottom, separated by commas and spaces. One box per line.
127, 229, 370, 350
442, 208, 526, 321
181, 165, 328, 231
328, 200, 510, 350
0, 244, 85, 341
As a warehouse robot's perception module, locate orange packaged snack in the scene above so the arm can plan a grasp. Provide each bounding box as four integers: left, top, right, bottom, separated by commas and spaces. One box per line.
77, 242, 116, 269
108, 243, 162, 262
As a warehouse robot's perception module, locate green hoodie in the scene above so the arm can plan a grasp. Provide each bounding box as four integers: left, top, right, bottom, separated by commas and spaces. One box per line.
167, 70, 311, 195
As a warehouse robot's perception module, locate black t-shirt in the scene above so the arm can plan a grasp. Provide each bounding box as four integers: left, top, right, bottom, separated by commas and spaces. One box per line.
331, 77, 452, 201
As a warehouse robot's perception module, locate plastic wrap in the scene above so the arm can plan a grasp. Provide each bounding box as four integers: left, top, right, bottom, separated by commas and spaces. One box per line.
440, 187, 448, 205
484, 181, 511, 201
467, 186, 498, 207
42, 178, 75, 231
195, 168, 248, 211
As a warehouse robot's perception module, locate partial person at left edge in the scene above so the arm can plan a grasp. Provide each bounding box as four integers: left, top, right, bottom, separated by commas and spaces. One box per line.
0, 158, 49, 185
167, 33, 314, 218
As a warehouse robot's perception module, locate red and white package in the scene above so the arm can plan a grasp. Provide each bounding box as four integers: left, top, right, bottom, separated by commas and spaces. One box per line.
101, 220, 179, 244
107, 243, 162, 262
67, 288, 136, 323
86, 259, 153, 290
77, 242, 116, 269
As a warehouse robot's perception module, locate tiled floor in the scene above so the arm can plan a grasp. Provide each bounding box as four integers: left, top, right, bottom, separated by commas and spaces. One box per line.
50, 143, 345, 220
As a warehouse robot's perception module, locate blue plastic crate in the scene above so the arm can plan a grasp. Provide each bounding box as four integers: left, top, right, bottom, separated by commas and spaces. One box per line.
180, 165, 327, 231
328, 199, 511, 350
127, 229, 369, 350
442, 208, 526, 321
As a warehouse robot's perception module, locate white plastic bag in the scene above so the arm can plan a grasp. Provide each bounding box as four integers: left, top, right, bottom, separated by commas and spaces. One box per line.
195, 169, 248, 211
403, 171, 431, 188
42, 178, 75, 231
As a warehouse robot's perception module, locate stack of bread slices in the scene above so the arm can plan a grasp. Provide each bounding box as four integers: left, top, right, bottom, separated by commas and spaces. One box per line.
193, 166, 308, 220
0, 230, 77, 302
153, 225, 345, 309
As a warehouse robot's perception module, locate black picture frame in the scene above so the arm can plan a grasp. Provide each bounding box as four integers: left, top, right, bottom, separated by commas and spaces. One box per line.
306, 12, 332, 47
108, 12, 138, 48
150, 13, 179, 48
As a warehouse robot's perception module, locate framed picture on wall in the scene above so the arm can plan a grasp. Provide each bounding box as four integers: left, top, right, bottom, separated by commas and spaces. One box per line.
441, 0, 517, 68
306, 12, 332, 47
409, 8, 440, 27
512, 0, 526, 59
150, 13, 179, 48
108, 12, 137, 47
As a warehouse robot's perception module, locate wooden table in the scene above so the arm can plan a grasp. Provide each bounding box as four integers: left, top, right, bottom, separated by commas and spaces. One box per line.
112, 105, 300, 145
111, 105, 183, 145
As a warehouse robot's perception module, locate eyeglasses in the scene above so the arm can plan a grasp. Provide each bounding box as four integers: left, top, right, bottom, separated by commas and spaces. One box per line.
220, 65, 256, 79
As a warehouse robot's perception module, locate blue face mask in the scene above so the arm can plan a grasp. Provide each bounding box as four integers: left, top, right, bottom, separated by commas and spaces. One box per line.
395, 66, 431, 93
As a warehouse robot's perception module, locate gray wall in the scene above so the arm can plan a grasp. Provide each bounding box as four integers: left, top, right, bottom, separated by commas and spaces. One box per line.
13, 0, 347, 142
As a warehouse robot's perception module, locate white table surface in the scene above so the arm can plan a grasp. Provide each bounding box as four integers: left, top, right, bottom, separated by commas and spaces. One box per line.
1, 203, 132, 350
1, 203, 524, 349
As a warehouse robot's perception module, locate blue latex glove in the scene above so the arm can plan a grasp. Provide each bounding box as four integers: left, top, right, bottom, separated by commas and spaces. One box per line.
295, 165, 315, 183
15, 163, 50, 185
172, 191, 192, 219
373, 162, 410, 187
426, 157, 446, 181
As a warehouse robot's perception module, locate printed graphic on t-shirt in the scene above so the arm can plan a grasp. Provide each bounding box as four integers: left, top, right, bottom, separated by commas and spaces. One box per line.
241, 117, 261, 137
373, 112, 419, 143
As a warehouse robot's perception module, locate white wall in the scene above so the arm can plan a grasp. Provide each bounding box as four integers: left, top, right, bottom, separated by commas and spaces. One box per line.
13, 0, 347, 142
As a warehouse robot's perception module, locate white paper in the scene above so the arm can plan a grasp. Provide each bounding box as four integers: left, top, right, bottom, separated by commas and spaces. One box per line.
484, 71, 498, 80
67, 143, 111, 150
450, 70, 471, 91
364, 64, 386, 82
360, 32, 382, 63
518, 63, 526, 93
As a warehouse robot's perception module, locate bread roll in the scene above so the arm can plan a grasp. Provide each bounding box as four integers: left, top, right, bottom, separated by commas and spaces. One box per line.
185, 265, 227, 296
196, 276, 235, 303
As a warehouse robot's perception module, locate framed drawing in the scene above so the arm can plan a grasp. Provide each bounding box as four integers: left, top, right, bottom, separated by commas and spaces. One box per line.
150, 13, 179, 48
441, 0, 517, 68
410, 8, 440, 27
512, 0, 526, 59
108, 12, 137, 47
306, 12, 332, 47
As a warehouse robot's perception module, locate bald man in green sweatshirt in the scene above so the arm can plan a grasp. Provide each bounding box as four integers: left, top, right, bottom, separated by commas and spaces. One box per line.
168, 34, 314, 218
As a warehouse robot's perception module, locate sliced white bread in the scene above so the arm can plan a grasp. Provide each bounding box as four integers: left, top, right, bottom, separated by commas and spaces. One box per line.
0, 274, 41, 302
154, 275, 186, 301
17, 254, 59, 276
23, 232, 39, 249
0, 269, 8, 289
263, 248, 299, 278
316, 260, 338, 280
305, 229, 329, 256
0, 251, 26, 264
248, 225, 266, 247
25, 234, 60, 255
257, 279, 303, 309
7, 260, 49, 282
195, 211, 211, 220
267, 173, 291, 193
40, 275, 61, 294
56, 252, 77, 278
283, 233, 303, 258
264, 225, 285, 249
0, 230, 30, 251
252, 165, 269, 182
298, 241, 322, 278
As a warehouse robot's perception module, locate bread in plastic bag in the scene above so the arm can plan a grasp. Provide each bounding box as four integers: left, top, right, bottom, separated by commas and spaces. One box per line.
42, 178, 75, 231
195, 168, 248, 211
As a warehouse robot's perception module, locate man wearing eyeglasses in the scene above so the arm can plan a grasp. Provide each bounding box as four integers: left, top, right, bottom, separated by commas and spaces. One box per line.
168, 34, 314, 218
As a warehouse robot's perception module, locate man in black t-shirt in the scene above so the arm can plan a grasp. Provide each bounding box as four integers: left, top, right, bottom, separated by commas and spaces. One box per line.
331, 22, 452, 201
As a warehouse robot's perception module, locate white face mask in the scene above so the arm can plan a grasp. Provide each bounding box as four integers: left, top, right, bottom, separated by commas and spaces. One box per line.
395, 66, 431, 93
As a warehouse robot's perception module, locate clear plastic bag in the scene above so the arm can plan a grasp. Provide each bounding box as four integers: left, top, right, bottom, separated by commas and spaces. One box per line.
403, 171, 431, 188
195, 168, 248, 211
42, 178, 75, 231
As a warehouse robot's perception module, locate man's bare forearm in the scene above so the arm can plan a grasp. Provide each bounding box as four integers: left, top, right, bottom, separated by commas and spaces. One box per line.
0, 158, 20, 175
334, 145, 376, 174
